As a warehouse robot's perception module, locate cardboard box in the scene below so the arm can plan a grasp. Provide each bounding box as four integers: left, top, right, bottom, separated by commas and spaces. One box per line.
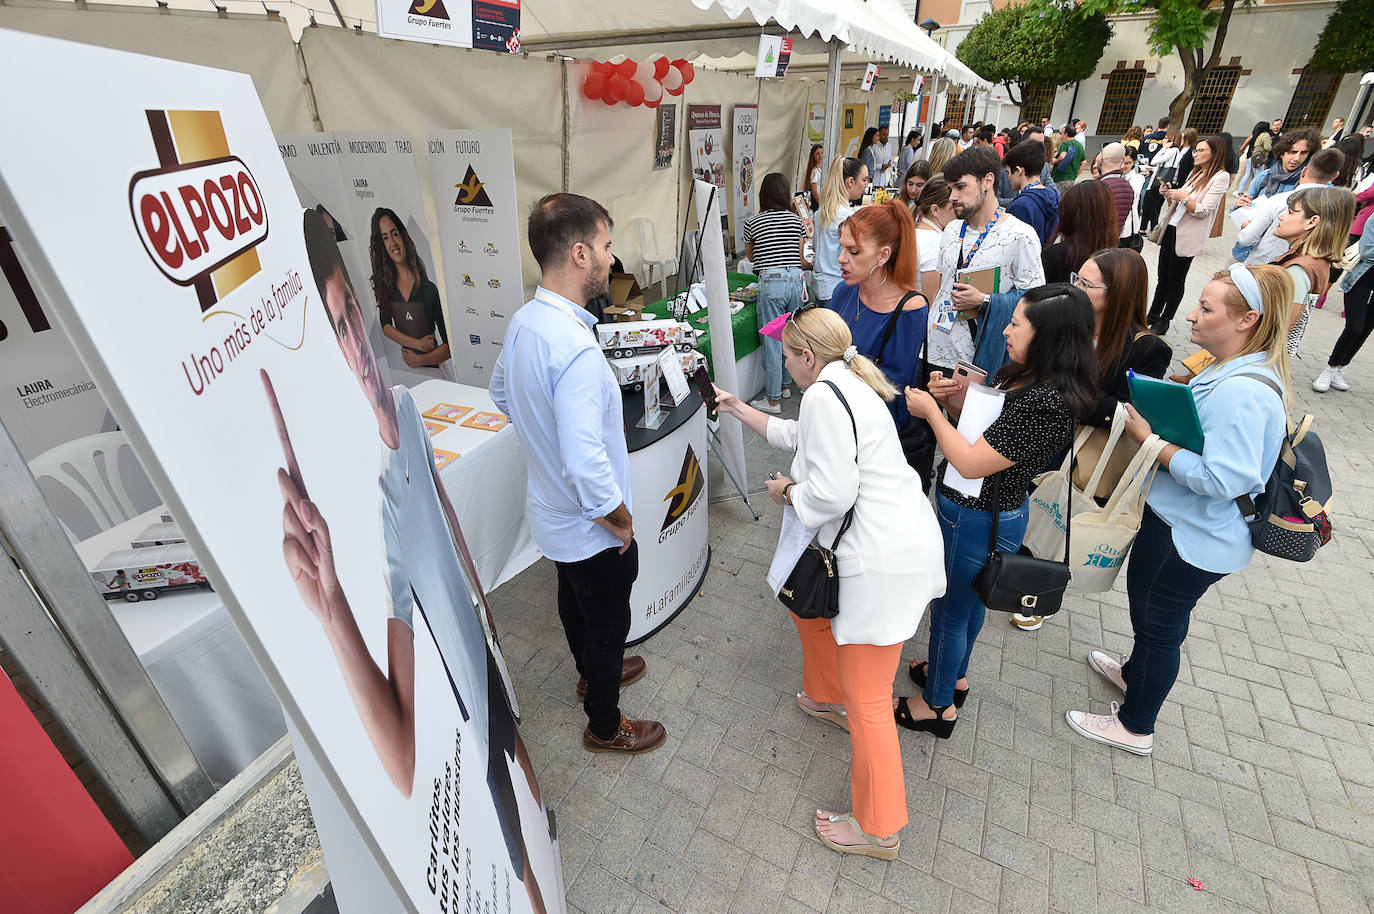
609, 272, 645, 309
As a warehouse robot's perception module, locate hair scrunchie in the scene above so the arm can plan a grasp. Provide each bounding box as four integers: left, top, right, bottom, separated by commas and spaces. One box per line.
842, 345, 858, 364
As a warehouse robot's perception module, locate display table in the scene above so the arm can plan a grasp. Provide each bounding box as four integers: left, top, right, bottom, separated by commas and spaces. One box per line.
409, 379, 541, 593
640, 272, 758, 370
623, 386, 710, 644
70, 388, 535, 785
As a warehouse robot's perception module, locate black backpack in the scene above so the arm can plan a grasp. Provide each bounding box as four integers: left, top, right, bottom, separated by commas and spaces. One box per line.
1234, 373, 1333, 562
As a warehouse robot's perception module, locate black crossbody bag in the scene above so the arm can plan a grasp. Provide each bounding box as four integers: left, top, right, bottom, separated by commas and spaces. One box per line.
973, 467, 1072, 616
779, 380, 858, 620
873, 290, 936, 492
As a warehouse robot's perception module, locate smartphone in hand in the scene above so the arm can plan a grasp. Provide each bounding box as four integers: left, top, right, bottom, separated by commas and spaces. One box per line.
947, 359, 988, 411
692, 365, 719, 412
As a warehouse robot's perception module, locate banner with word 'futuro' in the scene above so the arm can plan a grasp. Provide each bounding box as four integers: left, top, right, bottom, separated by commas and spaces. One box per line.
426, 130, 523, 387
0, 29, 562, 914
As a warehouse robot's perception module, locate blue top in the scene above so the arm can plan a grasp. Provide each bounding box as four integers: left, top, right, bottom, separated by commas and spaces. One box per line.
490, 287, 632, 563
1146, 353, 1286, 574
1005, 183, 1061, 247
1245, 166, 1303, 201
829, 281, 928, 427
813, 204, 857, 300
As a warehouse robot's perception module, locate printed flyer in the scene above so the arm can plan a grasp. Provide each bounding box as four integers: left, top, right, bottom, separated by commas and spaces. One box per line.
0, 30, 561, 914
426, 129, 523, 386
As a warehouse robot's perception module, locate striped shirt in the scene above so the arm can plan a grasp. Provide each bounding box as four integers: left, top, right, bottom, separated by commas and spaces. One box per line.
743, 209, 805, 270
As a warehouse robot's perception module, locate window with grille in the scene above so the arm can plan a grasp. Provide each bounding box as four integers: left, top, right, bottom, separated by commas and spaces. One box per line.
1020, 81, 1057, 125
943, 93, 971, 128
1284, 70, 1340, 130
1186, 66, 1241, 135
1097, 69, 1146, 136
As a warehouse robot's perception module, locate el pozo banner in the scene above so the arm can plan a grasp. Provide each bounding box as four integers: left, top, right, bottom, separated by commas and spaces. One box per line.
0, 29, 561, 914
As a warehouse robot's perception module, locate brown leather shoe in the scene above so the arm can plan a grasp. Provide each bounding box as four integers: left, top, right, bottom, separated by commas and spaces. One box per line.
583, 715, 666, 754
576, 655, 647, 702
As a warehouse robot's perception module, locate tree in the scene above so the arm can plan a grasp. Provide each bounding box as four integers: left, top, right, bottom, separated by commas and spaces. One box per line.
956, 0, 1112, 120
1056, 0, 1252, 128
1309, 0, 1374, 75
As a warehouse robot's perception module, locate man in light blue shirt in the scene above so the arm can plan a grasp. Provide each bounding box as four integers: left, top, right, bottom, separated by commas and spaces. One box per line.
490, 193, 664, 755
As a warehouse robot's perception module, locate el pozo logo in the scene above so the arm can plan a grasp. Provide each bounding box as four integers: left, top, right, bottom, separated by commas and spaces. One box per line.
129, 109, 268, 311
660, 445, 704, 540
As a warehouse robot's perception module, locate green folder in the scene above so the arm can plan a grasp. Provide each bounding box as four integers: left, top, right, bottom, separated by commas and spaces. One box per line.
1127, 370, 1205, 453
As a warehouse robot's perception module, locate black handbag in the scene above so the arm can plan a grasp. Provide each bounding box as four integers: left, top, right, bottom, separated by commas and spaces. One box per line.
873, 290, 936, 492
973, 470, 1072, 616
779, 380, 857, 620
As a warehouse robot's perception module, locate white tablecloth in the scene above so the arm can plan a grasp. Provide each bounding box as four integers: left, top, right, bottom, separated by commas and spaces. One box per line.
70, 390, 536, 784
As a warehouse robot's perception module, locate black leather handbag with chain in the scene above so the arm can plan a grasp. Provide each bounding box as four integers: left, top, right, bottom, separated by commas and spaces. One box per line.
973, 470, 1072, 616
779, 380, 858, 620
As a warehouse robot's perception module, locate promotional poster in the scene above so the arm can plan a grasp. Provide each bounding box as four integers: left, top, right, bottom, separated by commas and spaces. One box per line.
688, 105, 726, 192
426, 129, 523, 387
840, 104, 867, 158
754, 35, 792, 78
0, 221, 112, 459
376, 0, 521, 54
276, 132, 392, 391
334, 131, 453, 386
653, 104, 677, 170
0, 30, 561, 914
732, 106, 756, 255
806, 104, 825, 146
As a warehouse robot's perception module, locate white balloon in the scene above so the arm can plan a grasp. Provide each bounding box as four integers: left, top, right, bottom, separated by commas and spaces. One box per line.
634, 60, 655, 83
661, 66, 683, 93
642, 77, 663, 104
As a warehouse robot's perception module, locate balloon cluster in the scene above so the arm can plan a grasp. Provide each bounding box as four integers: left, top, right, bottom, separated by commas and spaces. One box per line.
582, 57, 696, 108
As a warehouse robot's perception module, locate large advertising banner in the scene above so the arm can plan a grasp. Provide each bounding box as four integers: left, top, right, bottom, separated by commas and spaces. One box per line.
276, 133, 392, 391
426, 129, 523, 387
334, 131, 453, 387
376, 0, 521, 54
0, 30, 561, 914
732, 105, 757, 255
0, 223, 112, 458
688, 106, 730, 254
806, 103, 825, 146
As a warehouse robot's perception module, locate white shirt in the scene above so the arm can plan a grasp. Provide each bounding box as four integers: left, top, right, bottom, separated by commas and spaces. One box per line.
929, 211, 1046, 369
764, 361, 945, 645
1241, 181, 1327, 266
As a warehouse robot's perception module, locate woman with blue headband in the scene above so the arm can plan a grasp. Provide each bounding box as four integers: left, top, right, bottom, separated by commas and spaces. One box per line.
1066, 263, 1291, 755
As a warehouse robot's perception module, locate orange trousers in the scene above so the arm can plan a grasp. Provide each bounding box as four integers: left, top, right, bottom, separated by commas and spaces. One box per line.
794, 615, 908, 838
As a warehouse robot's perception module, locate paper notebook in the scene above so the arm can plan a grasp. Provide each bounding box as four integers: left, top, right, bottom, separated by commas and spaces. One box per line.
1127, 370, 1205, 453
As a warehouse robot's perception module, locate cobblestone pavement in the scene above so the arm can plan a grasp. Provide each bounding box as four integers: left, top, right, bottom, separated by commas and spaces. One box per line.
488, 216, 1374, 914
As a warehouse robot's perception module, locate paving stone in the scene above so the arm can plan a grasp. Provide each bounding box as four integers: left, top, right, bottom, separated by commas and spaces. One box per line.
934, 841, 1002, 904
998, 868, 1049, 914
1048, 849, 1098, 913
680, 873, 737, 914
1218, 784, 1275, 844
1139, 815, 1190, 875
1181, 800, 1235, 864
1113, 774, 1183, 826
827, 876, 899, 914
1141, 871, 1221, 914
1306, 858, 1371, 914
982, 821, 1050, 882
1093, 830, 1145, 903
569, 862, 637, 914
627, 842, 696, 910
986, 775, 1031, 835
684, 828, 749, 892
937, 786, 986, 854
1182, 851, 1268, 911
881, 860, 953, 912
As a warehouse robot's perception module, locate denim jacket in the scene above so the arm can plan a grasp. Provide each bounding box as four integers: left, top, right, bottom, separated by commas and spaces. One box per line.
1338, 227, 1374, 293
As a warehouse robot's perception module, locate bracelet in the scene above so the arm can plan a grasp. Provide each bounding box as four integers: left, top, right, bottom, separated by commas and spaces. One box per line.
783, 482, 796, 504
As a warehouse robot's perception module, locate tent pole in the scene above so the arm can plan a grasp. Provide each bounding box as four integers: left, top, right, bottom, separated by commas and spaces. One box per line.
823, 39, 843, 169
925, 74, 940, 150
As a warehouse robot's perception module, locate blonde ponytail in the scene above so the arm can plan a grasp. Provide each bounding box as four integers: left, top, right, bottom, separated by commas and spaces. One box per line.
781, 307, 897, 402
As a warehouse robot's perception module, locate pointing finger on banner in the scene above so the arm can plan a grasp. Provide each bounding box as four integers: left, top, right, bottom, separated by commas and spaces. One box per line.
261, 369, 305, 494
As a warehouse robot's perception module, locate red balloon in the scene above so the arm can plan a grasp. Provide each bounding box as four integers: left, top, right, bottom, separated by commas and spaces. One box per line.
601, 92, 617, 107
624, 78, 645, 106
617, 60, 637, 80
673, 59, 695, 85
583, 70, 607, 100
653, 57, 671, 80
608, 73, 630, 102
591, 60, 611, 75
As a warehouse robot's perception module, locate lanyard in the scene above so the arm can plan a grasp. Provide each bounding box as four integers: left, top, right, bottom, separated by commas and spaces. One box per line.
534, 288, 595, 337
958, 207, 1003, 271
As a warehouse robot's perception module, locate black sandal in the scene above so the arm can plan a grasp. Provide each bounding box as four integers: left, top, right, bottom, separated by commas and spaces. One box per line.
906, 661, 968, 708
894, 696, 957, 739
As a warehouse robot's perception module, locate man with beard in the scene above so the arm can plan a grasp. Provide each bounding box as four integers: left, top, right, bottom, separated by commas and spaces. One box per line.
928, 147, 1046, 375
490, 193, 664, 755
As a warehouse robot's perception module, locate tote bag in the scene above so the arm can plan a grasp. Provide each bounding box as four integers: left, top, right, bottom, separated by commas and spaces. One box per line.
1072, 402, 1143, 501
1024, 412, 1129, 560
1068, 435, 1166, 592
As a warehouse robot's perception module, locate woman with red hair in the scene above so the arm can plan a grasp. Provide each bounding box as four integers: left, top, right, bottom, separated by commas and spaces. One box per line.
829, 200, 935, 488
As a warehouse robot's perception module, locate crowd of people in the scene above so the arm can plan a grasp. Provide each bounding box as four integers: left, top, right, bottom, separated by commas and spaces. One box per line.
482, 105, 1370, 866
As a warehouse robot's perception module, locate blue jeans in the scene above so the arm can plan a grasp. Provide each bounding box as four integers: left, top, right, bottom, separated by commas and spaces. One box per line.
757, 267, 802, 399
1117, 507, 1225, 735
924, 492, 1029, 707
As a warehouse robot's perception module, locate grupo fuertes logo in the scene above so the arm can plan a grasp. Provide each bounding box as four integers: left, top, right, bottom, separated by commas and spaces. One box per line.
660, 445, 704, 537
129, 109, 268, 311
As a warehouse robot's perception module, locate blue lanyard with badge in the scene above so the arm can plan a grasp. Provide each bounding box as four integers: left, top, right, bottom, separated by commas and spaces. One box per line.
935, 208, 1003, 334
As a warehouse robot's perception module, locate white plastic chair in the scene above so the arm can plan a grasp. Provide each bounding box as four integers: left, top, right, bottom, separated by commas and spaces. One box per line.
27, 431, 150, 539
631, 217, 678, 298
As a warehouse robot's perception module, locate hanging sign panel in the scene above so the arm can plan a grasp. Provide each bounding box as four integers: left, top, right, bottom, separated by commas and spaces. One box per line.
732, 105, 757, 254
376, 0, 521, 53
426, 129, 523, 387
0, 29, 562, 914
754, 35, 793, 78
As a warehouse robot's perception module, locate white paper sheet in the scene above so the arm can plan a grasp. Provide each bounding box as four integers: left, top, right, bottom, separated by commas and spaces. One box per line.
1228, 204, 1254, 230
943, 385, 1006, 499
658, 347, 690, 403
767, 505, 819, 596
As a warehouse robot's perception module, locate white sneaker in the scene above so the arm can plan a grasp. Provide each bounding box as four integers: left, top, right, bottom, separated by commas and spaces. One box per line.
781, 385, 793, 399
1330, 366, 1351, 391
1087, 650, 1127, 693
1312, 367, 1334, 393
750, 397, 781, 414
1010, 613, 1043, 631
1065, 702, 1153, 755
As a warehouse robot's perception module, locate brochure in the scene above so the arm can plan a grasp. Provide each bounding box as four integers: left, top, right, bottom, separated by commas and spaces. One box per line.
460, 411, 509, 432
422, 403, 473, 423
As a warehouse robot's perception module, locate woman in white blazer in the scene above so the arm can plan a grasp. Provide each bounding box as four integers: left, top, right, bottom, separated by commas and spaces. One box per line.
714, 306, 945, 862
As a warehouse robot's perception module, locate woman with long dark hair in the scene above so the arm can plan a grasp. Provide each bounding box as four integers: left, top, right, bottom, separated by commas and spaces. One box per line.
895, 285, 1097, 734
859, 127, 883, 183
1148, 135, 1232, 335
369, 207, 450, 369
806, 143, 824, 211
1334, 135, 1366, 188
1041, 181, 1119, 284
896, 160, 931, 215
1078, 249, 1173, 426
743, 173, 812, 412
